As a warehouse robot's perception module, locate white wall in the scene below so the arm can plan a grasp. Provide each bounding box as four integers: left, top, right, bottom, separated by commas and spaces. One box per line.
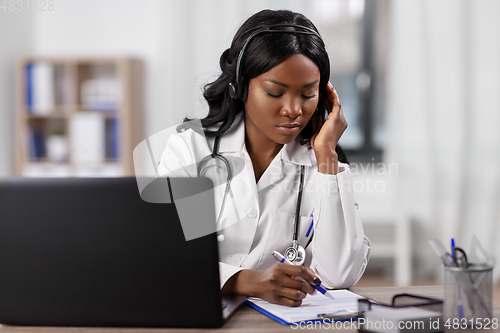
0, 11, 34, 176
385, 0, 500, 281
32, 0, 170, 137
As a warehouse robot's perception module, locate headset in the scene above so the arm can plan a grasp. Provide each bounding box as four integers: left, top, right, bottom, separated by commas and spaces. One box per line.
228, 24, 324, 101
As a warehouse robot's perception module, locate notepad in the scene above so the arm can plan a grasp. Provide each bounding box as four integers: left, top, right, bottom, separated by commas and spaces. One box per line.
246, 289, 363, 325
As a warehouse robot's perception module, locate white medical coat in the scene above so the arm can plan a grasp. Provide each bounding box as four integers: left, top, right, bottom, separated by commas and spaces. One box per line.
158, 113, 370, 289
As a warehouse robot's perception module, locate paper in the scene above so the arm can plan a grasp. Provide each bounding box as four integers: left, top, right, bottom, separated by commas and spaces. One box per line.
246, 289, 363, 325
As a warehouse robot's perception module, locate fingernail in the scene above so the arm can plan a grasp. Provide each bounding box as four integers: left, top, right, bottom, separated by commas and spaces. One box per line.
313, 278, 321, 285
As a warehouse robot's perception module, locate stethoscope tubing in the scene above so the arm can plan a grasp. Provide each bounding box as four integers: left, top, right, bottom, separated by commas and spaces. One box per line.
293, 165, 305, 242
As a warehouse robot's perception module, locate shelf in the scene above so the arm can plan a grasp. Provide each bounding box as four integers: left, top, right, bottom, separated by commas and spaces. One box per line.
16, 57, 143, 177
24, 113, 68, 120
22, 162, 125, 178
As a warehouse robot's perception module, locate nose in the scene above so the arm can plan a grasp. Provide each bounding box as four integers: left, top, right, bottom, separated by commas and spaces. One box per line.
279, 96, 302, 119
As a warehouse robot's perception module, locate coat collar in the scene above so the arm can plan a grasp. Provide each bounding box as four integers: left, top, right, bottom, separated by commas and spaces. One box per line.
217, 112, 312, 167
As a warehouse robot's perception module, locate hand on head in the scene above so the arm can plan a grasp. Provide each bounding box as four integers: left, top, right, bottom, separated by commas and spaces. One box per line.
311, 82, 348, 155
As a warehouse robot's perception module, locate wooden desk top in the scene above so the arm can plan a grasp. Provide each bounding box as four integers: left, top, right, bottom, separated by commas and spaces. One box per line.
0, 286, 498, 333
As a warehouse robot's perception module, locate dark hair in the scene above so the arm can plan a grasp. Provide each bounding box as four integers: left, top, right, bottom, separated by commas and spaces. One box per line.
199, 10, 328, 134
181, 9, 349, 163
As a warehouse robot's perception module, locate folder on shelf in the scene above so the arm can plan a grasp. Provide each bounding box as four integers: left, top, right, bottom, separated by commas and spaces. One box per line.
25, 63, 33, 112
28, 129, 44, 159
27, 62, 55, 114
246, 289, 363, 325
70, 113, 105, 163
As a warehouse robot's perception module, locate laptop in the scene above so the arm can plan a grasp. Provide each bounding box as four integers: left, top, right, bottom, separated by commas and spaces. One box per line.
0, 177, 244, 328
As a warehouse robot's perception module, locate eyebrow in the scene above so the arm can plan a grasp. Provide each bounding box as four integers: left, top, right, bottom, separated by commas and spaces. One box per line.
263, 79, 319, 88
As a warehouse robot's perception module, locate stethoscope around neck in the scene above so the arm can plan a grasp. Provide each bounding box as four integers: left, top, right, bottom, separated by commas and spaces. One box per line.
197, 135, 307, 265
284, 164, 306, 265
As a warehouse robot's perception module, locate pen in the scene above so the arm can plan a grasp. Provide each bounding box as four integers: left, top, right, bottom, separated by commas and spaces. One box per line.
272, 250, 334, 300
451, 238, 456, 259
428, 238, 457, 267
305, 214, 314, 238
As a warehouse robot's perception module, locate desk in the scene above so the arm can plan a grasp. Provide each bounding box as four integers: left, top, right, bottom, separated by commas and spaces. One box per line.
0, 286, 498, 333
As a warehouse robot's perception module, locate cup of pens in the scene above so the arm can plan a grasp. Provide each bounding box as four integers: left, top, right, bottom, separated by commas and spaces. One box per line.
443, 263, 493, 324
429, 236, 495, 327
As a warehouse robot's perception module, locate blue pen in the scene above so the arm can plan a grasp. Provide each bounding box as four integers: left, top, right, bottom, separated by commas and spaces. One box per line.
306, 214, 314, 238
451, 238, 456, 258
450, 238, 464, 318
272, 250, 334, 300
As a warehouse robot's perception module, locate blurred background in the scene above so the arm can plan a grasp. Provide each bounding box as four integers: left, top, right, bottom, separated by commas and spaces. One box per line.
1, 0, 499, 293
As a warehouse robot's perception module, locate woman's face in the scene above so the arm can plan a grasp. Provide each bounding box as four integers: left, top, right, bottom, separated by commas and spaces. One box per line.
244, 54, 321, 148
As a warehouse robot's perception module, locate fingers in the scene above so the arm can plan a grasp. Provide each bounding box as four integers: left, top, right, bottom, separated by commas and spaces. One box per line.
305, 267, 322, 285
278, 264, 318, 295
259, 264, 325, 307
329, 82, 341, 109
279, 286, 307, 302
324, 82, 334, 112
326, 83, 347, 133
281, 275, 316, 295
276, 294, 303, 307
325, 83, 341, 116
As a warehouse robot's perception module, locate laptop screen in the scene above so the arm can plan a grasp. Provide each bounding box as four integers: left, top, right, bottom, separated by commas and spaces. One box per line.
0, 177, 224, 328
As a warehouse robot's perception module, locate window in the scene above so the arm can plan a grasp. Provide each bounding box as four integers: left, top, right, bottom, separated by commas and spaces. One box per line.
311, 0, 389, 162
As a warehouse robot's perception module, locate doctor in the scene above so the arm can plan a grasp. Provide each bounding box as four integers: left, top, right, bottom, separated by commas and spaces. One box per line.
159, 9, 370, 307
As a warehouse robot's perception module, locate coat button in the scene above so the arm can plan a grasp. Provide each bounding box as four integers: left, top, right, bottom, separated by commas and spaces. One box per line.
231, 255, 241, 264
217, 234, 225, 242
248, 209, 258, 219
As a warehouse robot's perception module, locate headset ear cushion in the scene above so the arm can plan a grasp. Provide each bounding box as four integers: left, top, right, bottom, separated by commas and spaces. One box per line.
228, 82, 238, 99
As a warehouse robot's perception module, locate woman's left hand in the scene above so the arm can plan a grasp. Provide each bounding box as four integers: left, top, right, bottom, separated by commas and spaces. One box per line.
310, 83, 347, 174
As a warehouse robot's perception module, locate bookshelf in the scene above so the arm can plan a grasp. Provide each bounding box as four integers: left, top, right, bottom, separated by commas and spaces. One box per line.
16, 57, 143, 177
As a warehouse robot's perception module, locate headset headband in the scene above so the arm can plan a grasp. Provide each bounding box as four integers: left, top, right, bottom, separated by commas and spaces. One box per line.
228, 24, 324, 101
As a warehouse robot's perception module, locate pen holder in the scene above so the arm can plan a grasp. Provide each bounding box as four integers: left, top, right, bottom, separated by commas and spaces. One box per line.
443, 264, 493, 324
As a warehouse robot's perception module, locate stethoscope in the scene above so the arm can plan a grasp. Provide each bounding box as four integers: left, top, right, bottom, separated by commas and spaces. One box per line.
197, 135, 307, 265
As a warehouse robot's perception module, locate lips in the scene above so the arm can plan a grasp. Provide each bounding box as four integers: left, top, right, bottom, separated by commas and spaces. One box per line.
277, 123, 301, 135
278, 123, 301, 128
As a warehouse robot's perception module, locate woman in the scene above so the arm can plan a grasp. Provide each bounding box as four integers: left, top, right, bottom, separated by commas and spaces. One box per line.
159, 9, 370, 307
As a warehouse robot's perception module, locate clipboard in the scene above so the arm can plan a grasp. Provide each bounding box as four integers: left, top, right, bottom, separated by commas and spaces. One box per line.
245, 289, 364, 325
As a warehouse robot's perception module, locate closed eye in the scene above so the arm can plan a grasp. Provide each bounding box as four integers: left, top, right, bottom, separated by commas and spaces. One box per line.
267, 92, 283, 98
302, 94, 317, 99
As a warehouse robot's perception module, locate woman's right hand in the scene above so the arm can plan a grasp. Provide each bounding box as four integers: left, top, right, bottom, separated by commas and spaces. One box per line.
222, 264, 321, 307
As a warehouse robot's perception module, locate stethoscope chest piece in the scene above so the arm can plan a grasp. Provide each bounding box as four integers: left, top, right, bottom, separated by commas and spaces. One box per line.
285, 241, 306, 265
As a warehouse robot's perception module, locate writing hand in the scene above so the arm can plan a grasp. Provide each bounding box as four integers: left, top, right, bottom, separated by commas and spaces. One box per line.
222, 264, 321, 307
